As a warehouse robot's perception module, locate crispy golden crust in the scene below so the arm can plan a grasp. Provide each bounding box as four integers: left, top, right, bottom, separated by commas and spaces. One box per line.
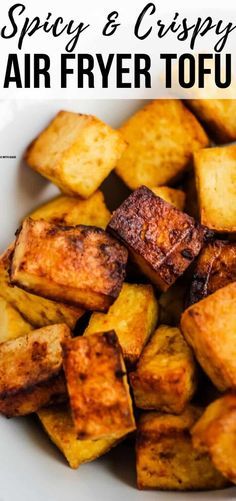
136, 407, 228, 490
0, 297, 32, 343
188, 99, 236, 143
26, 111, 126, 199
84, 283, 158, 367
181, 283, 236, 391
108, 186, 211, 291
116, 100, 209, 189
62, 331, 136, 440
194, 145, 236, 232
0, 324, 70, 416
10, 219, 128, 311
37, 403, 119, 469
29, 191, 111, 229
0, 245, 84, 329
191, 393, 236, 484
129, 325, 197, 414
188, 240, 236, 305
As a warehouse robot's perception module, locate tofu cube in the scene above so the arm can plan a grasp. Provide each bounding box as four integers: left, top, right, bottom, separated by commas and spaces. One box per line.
188, 99, 236, 143
107, 186, 210, 291
0, 297, 32, 344
192, 393, 236, 484
26, 111, 126, 199
181, 282, 236, 391
129, 325, 197, 414
136, 407, 228, 490
151, 187, 186, 211
116, 99, 209, 189
11, 219, 128, 311
37, 404, 119, 469
194, 145, 236, 232
0, 324, 70, 416
84, 283, 158, 367
0, 245, 84, 329
189, 240, 236, 305
62, 331, 136, 440
30, 191, 111, 229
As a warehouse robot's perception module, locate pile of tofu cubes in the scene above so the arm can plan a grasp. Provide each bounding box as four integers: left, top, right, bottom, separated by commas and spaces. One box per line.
0, 99, 236, 491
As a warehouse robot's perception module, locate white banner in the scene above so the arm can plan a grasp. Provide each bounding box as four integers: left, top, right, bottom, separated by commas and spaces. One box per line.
0, 0, 235, 98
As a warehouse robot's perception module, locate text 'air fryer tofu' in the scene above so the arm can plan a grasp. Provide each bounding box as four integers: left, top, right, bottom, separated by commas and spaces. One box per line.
63, 331, 136, 441
10, 219, 128, 312
108, 186, 211, 291
0, 324, 70, 416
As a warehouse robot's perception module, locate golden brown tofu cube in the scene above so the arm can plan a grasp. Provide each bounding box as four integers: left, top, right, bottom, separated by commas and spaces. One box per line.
192, 393, 236, 484
0, 246, 84, 329
108, 186, 210, 292
159, 280, 187, 326
0, 324, 70, 416
189, 240, 236, 305
116, 100, 209, 190
30, 191, 111, 229
151, 187, 186, 211
0, 297, 32, 344
194, 145, 236, 232
181, 282, 236, 391
130, 325, 197, 413
136, 406, 227, 490
63, 331, 136, 440
84, 283, 158, 367
37, 403, 119, 469
188, 99, 236, 143
11, 219, 128, 311
26, 111, 126, 199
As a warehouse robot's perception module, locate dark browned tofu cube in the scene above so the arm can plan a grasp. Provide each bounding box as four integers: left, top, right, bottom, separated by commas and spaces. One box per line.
108, 186, 210, 291
136, 407, 228, 491
62, 331, 136, 440
188, 240, 236, 305
10, 219, 128, 311
0, 324, 70, 416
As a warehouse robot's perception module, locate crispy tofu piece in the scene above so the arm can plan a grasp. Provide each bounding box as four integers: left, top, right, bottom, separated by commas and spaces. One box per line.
0, 324, 70, 416
108, 186, 210, 292
0, 297, 32, 343
129, 325, 197, 413
11, 219, 128, 312
115, 100, 209, 190
151, 187, 186, 210
189, 240, 236, 305
26, 111, 126, 199
136, 406, 228, 490
159, 280, 187, 326
181, 282, 236, 391
188, 99, 236, 143
184, 171, 200, 221
84, 283, 158, 367
0, 246, 84, 329
192, 393, 236, 484
37, 404, 119, 469
194, 145, 236, 232
29, 191, 111, 229
63, 331, 136, 440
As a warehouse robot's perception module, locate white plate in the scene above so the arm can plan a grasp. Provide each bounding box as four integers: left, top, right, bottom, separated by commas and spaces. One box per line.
0, 100, 235, 501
